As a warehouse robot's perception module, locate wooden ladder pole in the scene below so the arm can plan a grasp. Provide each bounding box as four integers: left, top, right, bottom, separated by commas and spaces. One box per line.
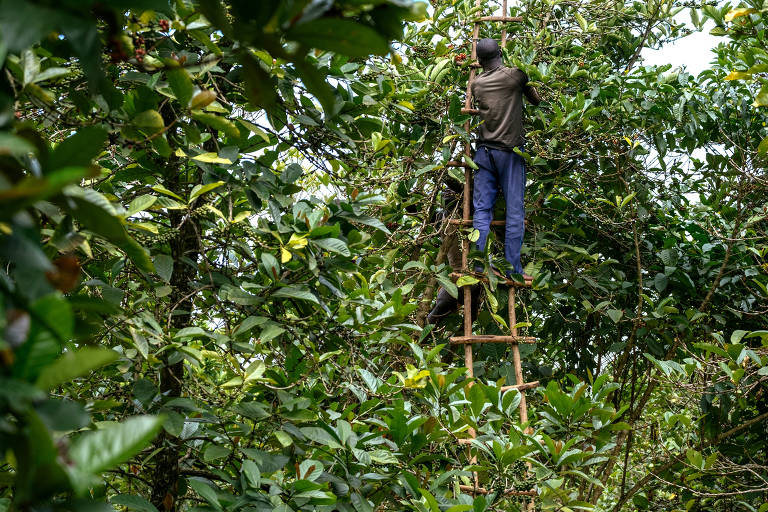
508, 287, 528, 425
501, 0, 509, 47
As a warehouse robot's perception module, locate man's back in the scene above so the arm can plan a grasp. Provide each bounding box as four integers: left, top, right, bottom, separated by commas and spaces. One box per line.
471, 65, 529, 150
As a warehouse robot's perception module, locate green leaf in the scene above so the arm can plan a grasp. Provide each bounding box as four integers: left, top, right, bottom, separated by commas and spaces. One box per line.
237, 118, 271, 143
287, 19, 389, 57
167, 67, 194, 107
126, 195, 157, 217
758, 135, 768, 155
313, 238, 350, 256
261, 252, 280, 280
188, 478, 222, 510
151, 185, 184, 201
606, 309, 623, 323
175, 327, 209, 338
273, 285, 319, 304
203, 444, 231, 462
300, 427, 343, 449
36, 347, 118, 390
68, 416, 163, 488
753, 84, 768, 107
63, 187, 154, 273
189, 181, 225, 202
233, 316, 268, 336
574, 12, 588, 31
436, 274, 458, 299
48, 126, 108, 172
111, 495, 159, 512
131, 110, 165, 137
456, 275, 480, 287
192, 113, 241, 139
731, 330, 748, 343
153, 254, 173, 282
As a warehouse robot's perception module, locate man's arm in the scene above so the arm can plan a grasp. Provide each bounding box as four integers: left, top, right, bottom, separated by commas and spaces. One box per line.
523, 84, 541, 105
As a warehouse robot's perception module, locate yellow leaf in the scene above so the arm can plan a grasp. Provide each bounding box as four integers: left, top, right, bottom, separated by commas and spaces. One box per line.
175, 148, 187, 157
191, 152, 232, 164
232, 211, 251, 223
623, 136, 632, 146
404, 370, 430, 389
281, 247, 292, 263
398, 100, 415, 111
189, 89, 217, 110
724, 70, 751, 80
287, 233, 308, 249
725, 7, 757, 22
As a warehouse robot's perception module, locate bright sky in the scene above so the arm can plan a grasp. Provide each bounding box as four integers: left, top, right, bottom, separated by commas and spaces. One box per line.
640, 15, 723, 76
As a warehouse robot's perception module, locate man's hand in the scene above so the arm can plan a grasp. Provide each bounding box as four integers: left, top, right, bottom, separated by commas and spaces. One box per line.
524, 85, 542, 105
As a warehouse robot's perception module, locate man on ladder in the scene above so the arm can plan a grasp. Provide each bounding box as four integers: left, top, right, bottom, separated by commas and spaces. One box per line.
471, 38, 541, 281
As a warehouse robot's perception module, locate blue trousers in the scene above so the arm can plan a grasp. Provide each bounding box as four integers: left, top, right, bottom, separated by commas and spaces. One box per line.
472, 146, 526, 274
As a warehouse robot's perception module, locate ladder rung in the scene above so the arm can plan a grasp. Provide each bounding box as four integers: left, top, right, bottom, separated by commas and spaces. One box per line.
449, 335, 536, 345
461, 108, 479, 115
445, 160, 473, 168
475, 16, 524, 22
450, 272, 533, 288
447, 219, 506, 226
459, 484, 536, 496
501, 381, 539, 392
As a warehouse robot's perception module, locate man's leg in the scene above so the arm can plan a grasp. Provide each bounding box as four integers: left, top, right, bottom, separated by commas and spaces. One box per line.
472, 148, 499, 256
495, 149, 526, 274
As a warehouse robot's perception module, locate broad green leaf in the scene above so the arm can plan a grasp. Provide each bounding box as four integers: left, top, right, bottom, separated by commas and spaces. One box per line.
273, 285, 319, 304
132, 110, 165, 137
48, 126, 108, 172
189, 181, 225, 202
192, 112, 241, 139
153, 254, 173, 282
203, 444, 231, 462
313, 238, 350, 256
233, 316, 268, 336
63, 187, 154, 273
753, 84, 768, 107
151, 185, 184, 201
300, 427, 343, 449
456, 275, 480, 287
188, 478, 221, 509
758, 135, 768, 155
36, 347, 118, 390
175, 326, 209, 338
606, 309, 623, 323
126, 194, 157, 216
237, 118, 271, 142
287, 19, 389, 57
68, 416, 163, 483
167, 67, 194, 107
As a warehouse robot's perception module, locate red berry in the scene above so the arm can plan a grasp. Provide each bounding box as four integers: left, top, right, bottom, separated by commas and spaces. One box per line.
159, 19, 170, 31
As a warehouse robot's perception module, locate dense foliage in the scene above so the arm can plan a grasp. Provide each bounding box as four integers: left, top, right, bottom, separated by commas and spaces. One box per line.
0, 0, 766, 511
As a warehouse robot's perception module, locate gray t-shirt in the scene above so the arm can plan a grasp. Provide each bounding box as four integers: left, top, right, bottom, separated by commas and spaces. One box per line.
470, 65, 529, 150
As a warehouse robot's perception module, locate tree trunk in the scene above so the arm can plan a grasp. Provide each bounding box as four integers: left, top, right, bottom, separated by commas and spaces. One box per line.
150, 164, 201, 511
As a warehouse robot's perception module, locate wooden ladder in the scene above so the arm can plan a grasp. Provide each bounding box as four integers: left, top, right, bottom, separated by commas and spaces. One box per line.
444, 1, 537, 507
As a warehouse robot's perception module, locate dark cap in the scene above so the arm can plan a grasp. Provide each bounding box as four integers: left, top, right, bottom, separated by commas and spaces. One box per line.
476, 38, 500, 63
